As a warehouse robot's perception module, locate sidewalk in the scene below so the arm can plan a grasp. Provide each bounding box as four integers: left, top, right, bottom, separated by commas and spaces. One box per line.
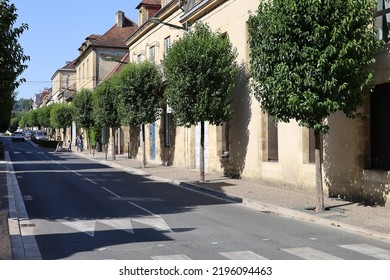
74, 149, 390, 243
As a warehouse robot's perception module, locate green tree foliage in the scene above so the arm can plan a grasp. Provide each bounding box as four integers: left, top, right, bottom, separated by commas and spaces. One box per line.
72, 89, 94, 150
163, 22, 238, 127
72, 89, 94, 129
0, 0, 29, 131
116, 61, 162, 127
9, 111, 24, 132
92, 80, 121, 159
24, 109, 39, 129
37, 105, 52, 129
92, 80, 120, 130
13, 98, 32, 112
163, 22, 238, 181
248, 0, 382, 210
248, 0, 382, 132
115, 60, 162, 167
50, 103, 73, 140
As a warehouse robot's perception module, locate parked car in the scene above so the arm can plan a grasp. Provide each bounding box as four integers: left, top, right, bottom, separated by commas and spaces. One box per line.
32, 130, 48, 143
24, 130, 33, 140
12, 131, 25, 142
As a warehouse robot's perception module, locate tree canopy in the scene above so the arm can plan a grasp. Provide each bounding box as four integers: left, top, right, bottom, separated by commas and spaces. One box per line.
72, 89, 94, 130
0, 0, 29, 131
116, 60, 162, 127
92, 80, 120, 129
248, 0, 382, 133
163, 22, 238, 127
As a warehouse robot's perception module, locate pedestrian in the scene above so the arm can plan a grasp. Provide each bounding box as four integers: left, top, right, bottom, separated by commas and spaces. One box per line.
67, 140, 72, 152
77, 133, 84, 152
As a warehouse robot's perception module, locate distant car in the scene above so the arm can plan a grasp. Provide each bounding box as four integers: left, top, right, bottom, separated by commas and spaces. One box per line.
12, 131, 25, 142
32, 130, 48, 142
24, 130, 33, 140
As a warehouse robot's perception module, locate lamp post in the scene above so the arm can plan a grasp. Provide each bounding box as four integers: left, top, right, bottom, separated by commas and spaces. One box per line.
102, 56, 128, 64
150, 17, 188, 31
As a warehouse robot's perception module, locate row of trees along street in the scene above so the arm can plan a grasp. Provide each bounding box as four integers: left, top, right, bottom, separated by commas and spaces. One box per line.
2, 0, 384, 211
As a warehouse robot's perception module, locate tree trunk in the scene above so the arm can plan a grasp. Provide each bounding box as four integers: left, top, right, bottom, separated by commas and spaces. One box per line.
200, 121, 205, 182
142, 124, 146, 168
315, 130, 325, 212
128, 126, 132, 159
63, 127, 66, 144
111, 127, 116, 161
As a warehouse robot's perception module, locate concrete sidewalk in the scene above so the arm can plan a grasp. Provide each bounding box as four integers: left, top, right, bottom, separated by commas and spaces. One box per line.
73, 149, 390, 243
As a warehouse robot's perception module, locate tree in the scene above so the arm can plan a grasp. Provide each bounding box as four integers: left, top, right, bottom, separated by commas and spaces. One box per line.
116, 61, 162, 167
72, 89, 94, 151
248, 0, 382, 211
163, 22, 238, 182
13, 98, 32, 112
92, 80, 121, 160
37, 105, 52, 129
50, 103, 73, 141
25, 109, 39, 129
0, 0, 29, 131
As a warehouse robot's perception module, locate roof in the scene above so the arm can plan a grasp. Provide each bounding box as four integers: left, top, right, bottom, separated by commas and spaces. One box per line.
91, 17, 137, 49
51, 60, 76, 80
75, 14, 138, 65
136, 0, 162, 9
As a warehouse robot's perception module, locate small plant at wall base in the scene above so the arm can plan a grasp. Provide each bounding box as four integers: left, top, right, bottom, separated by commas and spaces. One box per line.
163, 22, 238, 182
248, 0, 382, 211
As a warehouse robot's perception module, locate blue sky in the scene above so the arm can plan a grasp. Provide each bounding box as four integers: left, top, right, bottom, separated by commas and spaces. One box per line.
10, 0, 139, 100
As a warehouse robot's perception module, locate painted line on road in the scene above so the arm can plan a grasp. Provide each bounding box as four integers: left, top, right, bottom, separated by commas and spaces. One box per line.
340, 244, 390, 260
281, 247, 342, 260
219, 250, 267, 260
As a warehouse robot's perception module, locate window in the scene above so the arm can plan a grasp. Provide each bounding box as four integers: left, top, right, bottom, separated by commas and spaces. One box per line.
267, 116, 278, 161
164, 36, 171, 55
222, 121, 230, 153
149, 46, 155, 63
137, 54, 142, 63
376, 0, 390, 41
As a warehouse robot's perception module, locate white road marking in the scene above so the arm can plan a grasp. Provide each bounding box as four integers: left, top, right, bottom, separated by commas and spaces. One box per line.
152, 255, 192, 260
62, 220, 96, 237
340, 244, 390, 260
132, 217, 171, 232
282, 247, 342, 260
220, 250, 268, 260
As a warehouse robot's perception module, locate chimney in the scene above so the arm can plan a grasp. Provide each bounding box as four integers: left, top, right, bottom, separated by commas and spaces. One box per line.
116, 11, 125, 27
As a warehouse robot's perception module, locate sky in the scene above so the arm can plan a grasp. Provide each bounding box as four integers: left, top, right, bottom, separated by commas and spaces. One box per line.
10, 0, 140, 100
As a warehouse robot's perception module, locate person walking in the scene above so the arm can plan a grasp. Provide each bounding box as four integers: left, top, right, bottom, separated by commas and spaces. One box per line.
67, 140, 72, 152
78, 133, 84, 152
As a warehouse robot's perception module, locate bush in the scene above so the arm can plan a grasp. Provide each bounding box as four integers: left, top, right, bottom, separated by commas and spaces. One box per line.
37, 139, 62, 148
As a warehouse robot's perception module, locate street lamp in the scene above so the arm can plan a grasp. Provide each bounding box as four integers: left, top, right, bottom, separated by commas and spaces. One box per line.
102, 55, 128, 64
150, 17, 188, 31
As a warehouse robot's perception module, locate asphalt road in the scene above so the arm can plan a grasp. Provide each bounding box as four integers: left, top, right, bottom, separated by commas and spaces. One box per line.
4, 136, 390, 260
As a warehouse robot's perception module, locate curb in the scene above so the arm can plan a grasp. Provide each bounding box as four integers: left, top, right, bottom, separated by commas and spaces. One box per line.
74, 152, 390, 244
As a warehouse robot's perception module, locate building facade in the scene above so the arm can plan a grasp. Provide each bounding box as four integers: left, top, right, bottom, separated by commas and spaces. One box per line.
122, 0, 390, 206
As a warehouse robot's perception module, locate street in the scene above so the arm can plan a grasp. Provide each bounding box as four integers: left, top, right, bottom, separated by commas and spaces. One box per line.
3, 137, 390, 260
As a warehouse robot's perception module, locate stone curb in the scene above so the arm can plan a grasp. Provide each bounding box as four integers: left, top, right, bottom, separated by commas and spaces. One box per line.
75, 152, 390, 244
